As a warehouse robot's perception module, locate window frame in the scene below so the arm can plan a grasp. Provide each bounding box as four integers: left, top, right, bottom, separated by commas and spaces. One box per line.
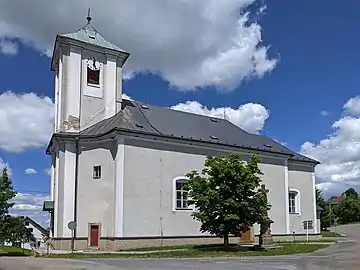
87, 67, 100, 86
288, 188, 301, 215
173, 176, 193, 212
93, 165, 102, 179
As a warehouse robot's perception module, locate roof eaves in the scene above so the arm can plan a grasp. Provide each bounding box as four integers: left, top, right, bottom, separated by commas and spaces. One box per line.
48, 127, 295, 158
290, 155, 320, 165
24, 216, 47, 234
59, 34, 130, 56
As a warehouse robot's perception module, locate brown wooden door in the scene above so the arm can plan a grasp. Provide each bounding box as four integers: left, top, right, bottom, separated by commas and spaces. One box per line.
90, 225, 99, 247
240, 228, 252, 243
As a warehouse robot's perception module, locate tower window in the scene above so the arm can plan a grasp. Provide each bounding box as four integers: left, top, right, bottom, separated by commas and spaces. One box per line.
87, 67, 100, 85
93, 165, 101, 179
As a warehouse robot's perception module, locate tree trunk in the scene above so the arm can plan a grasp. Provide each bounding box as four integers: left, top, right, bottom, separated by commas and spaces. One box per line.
223, 232, 229, 247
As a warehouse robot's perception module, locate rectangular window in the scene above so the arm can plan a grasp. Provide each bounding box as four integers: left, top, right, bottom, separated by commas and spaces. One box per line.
87, 68, 100, 85
93, 165, 101, 179
289, 192, 296, 213
176, 181, 189, 210
24, 221, 29, 226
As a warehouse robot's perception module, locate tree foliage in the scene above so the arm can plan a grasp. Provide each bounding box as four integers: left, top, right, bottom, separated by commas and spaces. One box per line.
0, 167, 18, 243
316, 187, 360, 229
0, 168, 17, 219
342, 188, 359, 200
0, 216, 36, 246
315, 188, 332, 229
0, 168, 36, 246
185, 154, 270, 246
334, 196, 360, 224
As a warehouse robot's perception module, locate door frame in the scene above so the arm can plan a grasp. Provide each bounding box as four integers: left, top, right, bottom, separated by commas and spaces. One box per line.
88, 222, 101, 248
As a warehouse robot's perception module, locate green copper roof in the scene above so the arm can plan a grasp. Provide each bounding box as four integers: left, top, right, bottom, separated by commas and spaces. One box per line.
60, 21, 128, 53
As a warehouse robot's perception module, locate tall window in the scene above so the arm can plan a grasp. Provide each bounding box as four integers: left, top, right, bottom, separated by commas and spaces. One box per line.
175, 179, 189, 210
289, 192, 296, 213
288, 189, 300, 214
93, 165, 101, 179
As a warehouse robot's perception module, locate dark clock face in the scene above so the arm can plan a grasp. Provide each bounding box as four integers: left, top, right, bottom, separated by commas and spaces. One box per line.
87, 57, 101, 71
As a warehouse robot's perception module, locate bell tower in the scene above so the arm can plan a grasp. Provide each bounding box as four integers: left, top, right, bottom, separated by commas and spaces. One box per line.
51, 10, 130, 132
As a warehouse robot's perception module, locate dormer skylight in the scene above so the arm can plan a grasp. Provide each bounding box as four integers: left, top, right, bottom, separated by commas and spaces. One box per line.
210, 118, 218, 123
141, 105, 149, 109
136, 124, 144, 128
210, 135, 219, 140
264, 144, 272, 148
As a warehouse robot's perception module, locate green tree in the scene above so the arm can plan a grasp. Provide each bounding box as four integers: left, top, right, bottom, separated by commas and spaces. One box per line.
186, 154, 270, 247
2, 215, 36, 246
0, 168, 17, 219
342, 188, 359, 199
0, 168, 17, 243
334, 196, 360, 224
315, 188, 331, 230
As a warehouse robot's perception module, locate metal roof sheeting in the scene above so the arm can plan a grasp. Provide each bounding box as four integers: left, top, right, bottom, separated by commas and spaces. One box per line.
79, 99, 319, 164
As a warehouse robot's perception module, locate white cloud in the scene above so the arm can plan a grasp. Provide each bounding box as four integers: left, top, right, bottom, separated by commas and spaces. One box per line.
0, 38, 18, 55
343, 95, 360, 116
0, 90, 268, 154
0, 91, 54, 152
10, 192, 50, 227
301, 95, 360, 197
24, 168, 37, 175
10, 192, 49, 208
320, 110, 329, 116
0, 157, 12, 176
122, 93, 132, 100
44, 168, 51, 176
0, 0, 276, 90
171, 100, 269, 134
273, 138, 287, 146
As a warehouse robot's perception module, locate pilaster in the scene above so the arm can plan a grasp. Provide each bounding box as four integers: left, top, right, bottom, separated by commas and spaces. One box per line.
114, 137, 125, 237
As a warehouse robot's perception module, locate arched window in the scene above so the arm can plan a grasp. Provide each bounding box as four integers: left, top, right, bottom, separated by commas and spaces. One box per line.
288, 189, 301, 214
173, 177, 191, 211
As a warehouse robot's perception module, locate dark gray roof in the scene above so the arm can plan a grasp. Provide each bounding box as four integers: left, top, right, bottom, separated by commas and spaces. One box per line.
24, 216, 47, 234
42, 200, 54, 212
78, 99, 319, 164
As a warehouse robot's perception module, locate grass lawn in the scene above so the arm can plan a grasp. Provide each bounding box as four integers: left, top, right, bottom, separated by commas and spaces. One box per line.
322, 231, 342, 237
0, 246, 32, 256
44, 243, 330, 259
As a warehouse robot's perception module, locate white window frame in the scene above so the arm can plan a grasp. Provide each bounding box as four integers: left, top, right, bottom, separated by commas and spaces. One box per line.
288, 188, 301, 215
173, 176, 193, 212
93, 165, 102, 179
85, 58, 103, 88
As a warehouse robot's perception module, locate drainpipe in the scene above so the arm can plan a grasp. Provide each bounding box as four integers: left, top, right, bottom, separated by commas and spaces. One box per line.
72, 137, 80, 248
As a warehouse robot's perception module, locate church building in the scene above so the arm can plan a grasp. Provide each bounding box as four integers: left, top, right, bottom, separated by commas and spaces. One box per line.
43, 15, 321, 250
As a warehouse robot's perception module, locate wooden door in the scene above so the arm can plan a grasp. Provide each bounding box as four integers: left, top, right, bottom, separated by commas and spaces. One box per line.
240, 228, 252, 243
90, 225, 99, 247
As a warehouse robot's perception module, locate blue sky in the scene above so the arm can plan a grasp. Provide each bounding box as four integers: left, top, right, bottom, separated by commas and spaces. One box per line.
1, 0, 360, 225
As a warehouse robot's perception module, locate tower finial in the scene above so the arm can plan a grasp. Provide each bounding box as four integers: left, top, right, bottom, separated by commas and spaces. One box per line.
86, 8, 92, 24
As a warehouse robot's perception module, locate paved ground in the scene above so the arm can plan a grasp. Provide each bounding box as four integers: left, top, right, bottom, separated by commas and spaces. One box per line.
0, 224, 359, 269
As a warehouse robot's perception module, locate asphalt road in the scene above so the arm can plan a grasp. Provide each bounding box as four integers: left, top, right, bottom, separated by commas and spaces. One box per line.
0, 224, 359, 270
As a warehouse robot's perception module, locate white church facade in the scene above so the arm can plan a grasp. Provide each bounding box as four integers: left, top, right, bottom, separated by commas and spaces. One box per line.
43, 15, 321, 251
